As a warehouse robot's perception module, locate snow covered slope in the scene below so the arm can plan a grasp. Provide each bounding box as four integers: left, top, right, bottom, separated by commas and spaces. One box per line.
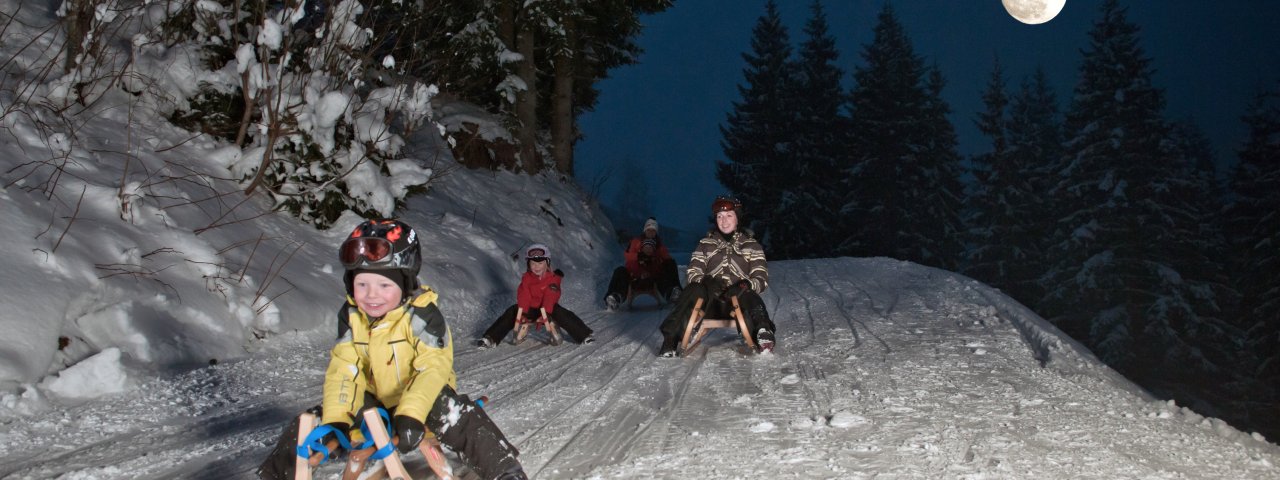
1, 257, 1275, 479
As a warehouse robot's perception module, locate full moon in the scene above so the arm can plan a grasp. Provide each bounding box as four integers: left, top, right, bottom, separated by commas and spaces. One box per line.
1002, 0, 1066, 25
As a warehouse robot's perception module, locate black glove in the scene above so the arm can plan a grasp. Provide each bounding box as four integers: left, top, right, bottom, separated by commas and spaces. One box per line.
322, 422, 351, 445
722, 280, 751, 299
393, 415, 425, 454
554, 268, 564, 277
314, 422, 350, 457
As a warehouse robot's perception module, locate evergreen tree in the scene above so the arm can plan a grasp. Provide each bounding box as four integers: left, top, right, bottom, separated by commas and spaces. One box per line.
911, 67, 966, 269
719, 0, 795, 240
1226, 82, 1280, 438
839, 4, 963, 270
965, 63, 1061, 309
770, 0, 846, 259
964, 60, 1014, 287
1040, 0, 1234, 402
1006, 68, 1064, 310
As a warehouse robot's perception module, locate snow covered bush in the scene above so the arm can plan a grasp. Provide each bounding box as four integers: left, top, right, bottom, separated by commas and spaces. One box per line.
157, 0, 444, 228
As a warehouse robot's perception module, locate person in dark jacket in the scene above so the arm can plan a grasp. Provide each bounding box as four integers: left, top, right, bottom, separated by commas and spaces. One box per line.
604, 217, 682, 309
657, 197, 775, 357
477, 243, 594, 347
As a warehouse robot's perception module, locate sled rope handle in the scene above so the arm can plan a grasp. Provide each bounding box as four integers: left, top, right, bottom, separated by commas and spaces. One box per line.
297, 424, 352, 464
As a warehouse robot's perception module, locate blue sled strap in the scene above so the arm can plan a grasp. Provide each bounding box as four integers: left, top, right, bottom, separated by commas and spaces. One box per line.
297, 424, 352, 465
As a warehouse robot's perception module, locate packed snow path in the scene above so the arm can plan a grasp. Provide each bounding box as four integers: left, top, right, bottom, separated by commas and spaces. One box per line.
1, 258, 1276, 479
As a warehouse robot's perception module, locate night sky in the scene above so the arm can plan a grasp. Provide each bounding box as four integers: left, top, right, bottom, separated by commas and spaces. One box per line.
573, 0, 1280, 245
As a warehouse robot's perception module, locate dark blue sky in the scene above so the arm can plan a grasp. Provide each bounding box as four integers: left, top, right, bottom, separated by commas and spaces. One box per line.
573, 0, 1280, 242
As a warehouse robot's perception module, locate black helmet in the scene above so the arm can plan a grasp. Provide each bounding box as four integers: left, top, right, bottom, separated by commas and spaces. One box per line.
339, 219, 422, 297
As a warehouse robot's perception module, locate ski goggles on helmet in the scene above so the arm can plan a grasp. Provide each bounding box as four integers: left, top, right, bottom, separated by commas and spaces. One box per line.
339, 237, 394, 268
527, 248, 547, 263
712, 195, 741, 213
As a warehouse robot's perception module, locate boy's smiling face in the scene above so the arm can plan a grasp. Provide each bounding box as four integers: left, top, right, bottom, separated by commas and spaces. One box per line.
353, 271, 403, 317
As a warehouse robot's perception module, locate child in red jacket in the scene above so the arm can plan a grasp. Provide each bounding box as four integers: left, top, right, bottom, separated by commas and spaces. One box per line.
604, 217, 682, 309
476, 243, 593, 347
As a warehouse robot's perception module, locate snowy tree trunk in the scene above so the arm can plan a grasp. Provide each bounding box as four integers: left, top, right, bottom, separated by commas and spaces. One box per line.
62, 0, 93, 74
516, 19, 541, 174
550, 17, 576, 175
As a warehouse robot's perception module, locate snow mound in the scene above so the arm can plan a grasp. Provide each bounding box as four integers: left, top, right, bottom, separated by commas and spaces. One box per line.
39, 348, 133, 403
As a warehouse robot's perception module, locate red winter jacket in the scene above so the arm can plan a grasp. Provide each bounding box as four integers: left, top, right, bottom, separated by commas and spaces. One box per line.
516, 269, 562, 314
624, 236, 672, 279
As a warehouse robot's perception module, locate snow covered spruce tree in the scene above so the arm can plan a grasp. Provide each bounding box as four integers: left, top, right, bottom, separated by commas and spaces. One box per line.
719, 0, 795, 245
766, 0, 847, 259
964, 64, 1063, 310
1226, 82, 1280, 438
837, 4, 964, 270
428, 0, 670, 174
1039, 0, 1236, 405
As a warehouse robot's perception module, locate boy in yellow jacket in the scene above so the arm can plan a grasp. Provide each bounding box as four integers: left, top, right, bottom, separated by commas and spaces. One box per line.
258, 219, 525, 480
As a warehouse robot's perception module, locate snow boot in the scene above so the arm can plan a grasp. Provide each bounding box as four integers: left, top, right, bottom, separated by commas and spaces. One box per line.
605, 293, 621, 311
496, 465, 530, 479
475, 337, 494, 349
658, 337, 678, 357
756, 328, 775, 354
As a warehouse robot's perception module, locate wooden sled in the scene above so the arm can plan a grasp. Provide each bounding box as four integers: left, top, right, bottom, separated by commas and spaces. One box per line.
623, 282, 666, 309
513, 307, 562, 346
294, 410, 454, 480
679, 296, 756, 355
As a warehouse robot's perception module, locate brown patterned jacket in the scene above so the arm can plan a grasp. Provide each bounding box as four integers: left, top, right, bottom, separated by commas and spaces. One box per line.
686, 230, 769, 293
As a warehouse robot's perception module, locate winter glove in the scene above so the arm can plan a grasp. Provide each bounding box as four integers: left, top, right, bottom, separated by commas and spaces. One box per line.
554, 268, 564, 277
721, 280, 752, 299
393, 415, 426, 454
313, 422, 350, 457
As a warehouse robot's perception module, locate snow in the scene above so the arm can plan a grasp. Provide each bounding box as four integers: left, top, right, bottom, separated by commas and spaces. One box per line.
39, 348, 133, 404
0, 2, 1278, 479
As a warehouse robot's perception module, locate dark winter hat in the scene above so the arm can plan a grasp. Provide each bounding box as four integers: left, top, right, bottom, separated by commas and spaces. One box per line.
344, 268, 415, 299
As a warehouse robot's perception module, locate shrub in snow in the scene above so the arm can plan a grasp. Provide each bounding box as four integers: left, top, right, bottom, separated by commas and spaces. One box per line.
155, 0, 444, 228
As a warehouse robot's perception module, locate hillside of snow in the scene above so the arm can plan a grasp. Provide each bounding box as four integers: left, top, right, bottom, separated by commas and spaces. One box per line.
2, 241, 1279, 478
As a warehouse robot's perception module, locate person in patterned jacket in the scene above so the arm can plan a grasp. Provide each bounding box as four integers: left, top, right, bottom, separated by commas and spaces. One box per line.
657, 196, 775, 357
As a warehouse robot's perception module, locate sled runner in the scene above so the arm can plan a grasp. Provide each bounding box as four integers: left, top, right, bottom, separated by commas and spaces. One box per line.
293, 409, 454, 480
513, 307, 562, 346
679, 296, 756, 354
295, 413, 317, 480
623, 281, 666, 309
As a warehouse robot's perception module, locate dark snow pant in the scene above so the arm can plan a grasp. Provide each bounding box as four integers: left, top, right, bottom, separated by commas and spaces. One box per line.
482, 304, 593, 344
605, 260, 680, 301
658, 280, 774, 349
257, 386, 520, 480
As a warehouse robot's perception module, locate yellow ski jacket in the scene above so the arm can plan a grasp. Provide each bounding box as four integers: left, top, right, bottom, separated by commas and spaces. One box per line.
321, 288, 456, 427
